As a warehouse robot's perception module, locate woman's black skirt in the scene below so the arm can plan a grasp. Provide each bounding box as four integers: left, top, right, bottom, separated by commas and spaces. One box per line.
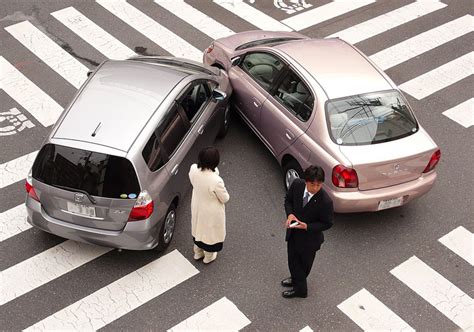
193, 237, 223, 252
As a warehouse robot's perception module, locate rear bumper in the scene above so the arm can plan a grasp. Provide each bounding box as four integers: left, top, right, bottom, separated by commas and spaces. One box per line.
328, 171, 437, 213
25, 197, 162, 250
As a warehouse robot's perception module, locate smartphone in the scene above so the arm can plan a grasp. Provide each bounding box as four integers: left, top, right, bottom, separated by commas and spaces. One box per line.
289, 221, 300, 228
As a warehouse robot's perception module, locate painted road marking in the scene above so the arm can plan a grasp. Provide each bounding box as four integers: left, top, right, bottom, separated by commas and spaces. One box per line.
168, 297, 251, 331
399, 52, 473, 99
0, 108, 35, 136
391, 256, 473, 331
0, 240, 112, 305
51, 6, 135, 60
0, 150, 38, 189
5, 20, 89, 89
439, 226, 474, 265
338, 288, 415, 331
0, 204, 30, 242
25, 250, 199, 331
96, 0, 202, 61
155, 0, 235, 40
442, 99, 474, 129
327, 1, 446, 44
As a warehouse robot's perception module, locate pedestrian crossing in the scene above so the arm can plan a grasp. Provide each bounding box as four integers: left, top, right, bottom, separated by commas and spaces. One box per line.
0, 0, 473, 330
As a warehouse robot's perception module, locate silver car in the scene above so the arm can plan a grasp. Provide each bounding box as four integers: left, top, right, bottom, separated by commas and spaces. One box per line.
25, 56, 232, 250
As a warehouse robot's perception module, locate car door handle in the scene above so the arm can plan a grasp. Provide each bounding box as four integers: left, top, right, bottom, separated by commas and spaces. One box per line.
171, 164, 179, 175
253, 101, 259, 107
285, 130, 295, 141
197, 124, 204, 135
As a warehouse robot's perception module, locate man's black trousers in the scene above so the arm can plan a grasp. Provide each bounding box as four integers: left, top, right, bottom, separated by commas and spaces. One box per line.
287, 241, 318, 295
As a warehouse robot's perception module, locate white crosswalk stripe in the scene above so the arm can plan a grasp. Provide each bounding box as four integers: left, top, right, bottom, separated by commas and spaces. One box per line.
0, 240, 112, 306
51, 6, 136, 60
370, 15, 473, 71
338, 288, 415, 331
213, 0, 292, 31
390, 256, 473, 331
442, 99, 474, 128
0, 150, 37, 189
0, 57, 62, 127
281, 0, 375, 31
327, 1, 447, 44
399, 52, 473, 100
96, 0, 202, 61
5, 21, 89, 89
155, 0, 235, 40
438, 226, 474, 265
0, 204, 30, 242
168, 297, 251, 331
25, 250, 199, 331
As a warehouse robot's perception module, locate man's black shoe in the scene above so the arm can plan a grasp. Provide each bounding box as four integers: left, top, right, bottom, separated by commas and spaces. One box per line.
282, 290, 307, 298
281, 277, 292, 287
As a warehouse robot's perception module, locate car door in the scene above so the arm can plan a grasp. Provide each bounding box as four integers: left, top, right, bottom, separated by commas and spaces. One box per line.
229, 52, 285, 132
260, 67, 315, 156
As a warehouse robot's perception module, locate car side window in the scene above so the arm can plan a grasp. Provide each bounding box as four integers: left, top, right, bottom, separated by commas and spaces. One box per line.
272, 70, 314, 122
240, 52, 285, 90
142, 104, 189, 171
179, 82, 211, 123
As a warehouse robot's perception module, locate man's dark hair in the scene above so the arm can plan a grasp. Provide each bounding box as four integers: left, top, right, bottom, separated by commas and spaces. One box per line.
304, 165, 325, 183
198, 146, 220, 171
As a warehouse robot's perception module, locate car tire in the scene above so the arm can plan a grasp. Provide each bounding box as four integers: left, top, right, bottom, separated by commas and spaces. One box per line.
217, 103, 231, 139
155, 203, 176, 252
283, 160, 303, 191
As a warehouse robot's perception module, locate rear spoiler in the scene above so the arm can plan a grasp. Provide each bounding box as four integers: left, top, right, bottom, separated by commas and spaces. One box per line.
127, 56, 220, 76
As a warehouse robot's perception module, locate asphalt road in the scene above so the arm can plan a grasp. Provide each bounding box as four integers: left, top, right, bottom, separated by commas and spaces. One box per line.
0, 1, 472, 331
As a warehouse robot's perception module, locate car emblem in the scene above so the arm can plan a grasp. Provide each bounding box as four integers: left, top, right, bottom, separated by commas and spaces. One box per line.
74, 193, 85, 203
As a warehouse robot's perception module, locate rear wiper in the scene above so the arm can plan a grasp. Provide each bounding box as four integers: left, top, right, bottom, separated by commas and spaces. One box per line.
51, 184, 97, 204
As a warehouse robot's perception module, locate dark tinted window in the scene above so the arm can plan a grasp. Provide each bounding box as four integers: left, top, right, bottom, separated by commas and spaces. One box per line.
32, 144, 140, 198
326, 90, 419, 146
179, 82, 211, 122
241, 52, 285, 90
272, 70, 314, 121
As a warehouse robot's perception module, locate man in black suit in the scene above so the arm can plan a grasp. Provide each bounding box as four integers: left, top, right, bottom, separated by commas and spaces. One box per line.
282, 165, 334, 298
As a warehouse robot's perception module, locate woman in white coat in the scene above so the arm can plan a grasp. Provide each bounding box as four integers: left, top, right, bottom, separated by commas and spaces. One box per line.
189, 147, 230, 264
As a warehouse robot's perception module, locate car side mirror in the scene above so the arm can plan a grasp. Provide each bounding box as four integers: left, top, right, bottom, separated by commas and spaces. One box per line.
231, 56, 241, 66
212, 89, 227, 101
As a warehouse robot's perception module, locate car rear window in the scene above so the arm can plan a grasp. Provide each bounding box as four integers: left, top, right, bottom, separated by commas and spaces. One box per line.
32, 144, 140, 198
326, 90, 418, 146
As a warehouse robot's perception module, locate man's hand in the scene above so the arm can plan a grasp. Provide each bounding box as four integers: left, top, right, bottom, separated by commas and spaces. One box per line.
291, 221, 307, 231
285, 214, 300, 228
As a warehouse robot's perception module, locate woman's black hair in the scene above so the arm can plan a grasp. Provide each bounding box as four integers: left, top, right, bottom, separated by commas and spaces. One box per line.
198, 146, 220, 172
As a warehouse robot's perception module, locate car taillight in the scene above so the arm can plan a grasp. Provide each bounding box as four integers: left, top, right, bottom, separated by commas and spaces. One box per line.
205, 42, 214, 53
128, 190, 154, 221
332, 165, 358, 188
25, 170, 40, 202
423, 149, 441, 173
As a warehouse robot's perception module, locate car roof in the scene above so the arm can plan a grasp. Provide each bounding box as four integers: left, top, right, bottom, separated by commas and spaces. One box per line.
53, 60, 189, 152
273, 39, 393, 99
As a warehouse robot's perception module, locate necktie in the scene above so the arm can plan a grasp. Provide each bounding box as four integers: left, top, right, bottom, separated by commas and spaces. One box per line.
303, 192, 310, 207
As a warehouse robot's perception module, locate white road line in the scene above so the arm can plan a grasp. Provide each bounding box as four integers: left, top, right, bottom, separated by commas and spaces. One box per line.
168, 297, 251, 331
0, 150, 38, 189
96, 0, 202, 61
391, 256, 474, 331
439, 226, 474, 265
370, 15, 473, 71
281, 0, 375, 31
0, 204, 30, 242
155, 0, 235, 40
213, 0, 292, 31
0, 57, 63, 127
5, 20, 89, 89
337, 288, 415, 332
399, 52, 473, 100
442, 99, 474, 128
300, 326, 314, 332
0, 240, 112, 306
25, 250, 199, 331
327, 1, 446, 44
51, 6, 135, 60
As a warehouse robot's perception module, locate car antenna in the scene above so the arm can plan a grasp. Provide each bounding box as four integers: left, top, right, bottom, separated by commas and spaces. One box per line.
91, 122, 102, 137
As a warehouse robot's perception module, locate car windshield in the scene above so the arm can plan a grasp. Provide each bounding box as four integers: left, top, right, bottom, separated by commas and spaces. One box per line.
326, 90, 418, 146
32, 144, 141, 199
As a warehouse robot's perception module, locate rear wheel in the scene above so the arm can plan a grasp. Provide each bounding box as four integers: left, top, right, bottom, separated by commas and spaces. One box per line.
283, 160, 303, 190
155, 204, 176, 252
217, 103, 231, 139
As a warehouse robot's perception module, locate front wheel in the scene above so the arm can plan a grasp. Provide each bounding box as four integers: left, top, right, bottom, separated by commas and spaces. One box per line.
155, 204, 176, 252
217, 104, 231, 139
283, 160, 303, 191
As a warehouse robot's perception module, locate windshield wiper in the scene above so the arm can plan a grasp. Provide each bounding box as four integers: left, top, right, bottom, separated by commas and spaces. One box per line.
51, 184, 97, 204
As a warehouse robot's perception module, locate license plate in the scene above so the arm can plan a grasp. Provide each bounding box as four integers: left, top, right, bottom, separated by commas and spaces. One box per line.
377, 197, 404, 210
67, 202, 96, 217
